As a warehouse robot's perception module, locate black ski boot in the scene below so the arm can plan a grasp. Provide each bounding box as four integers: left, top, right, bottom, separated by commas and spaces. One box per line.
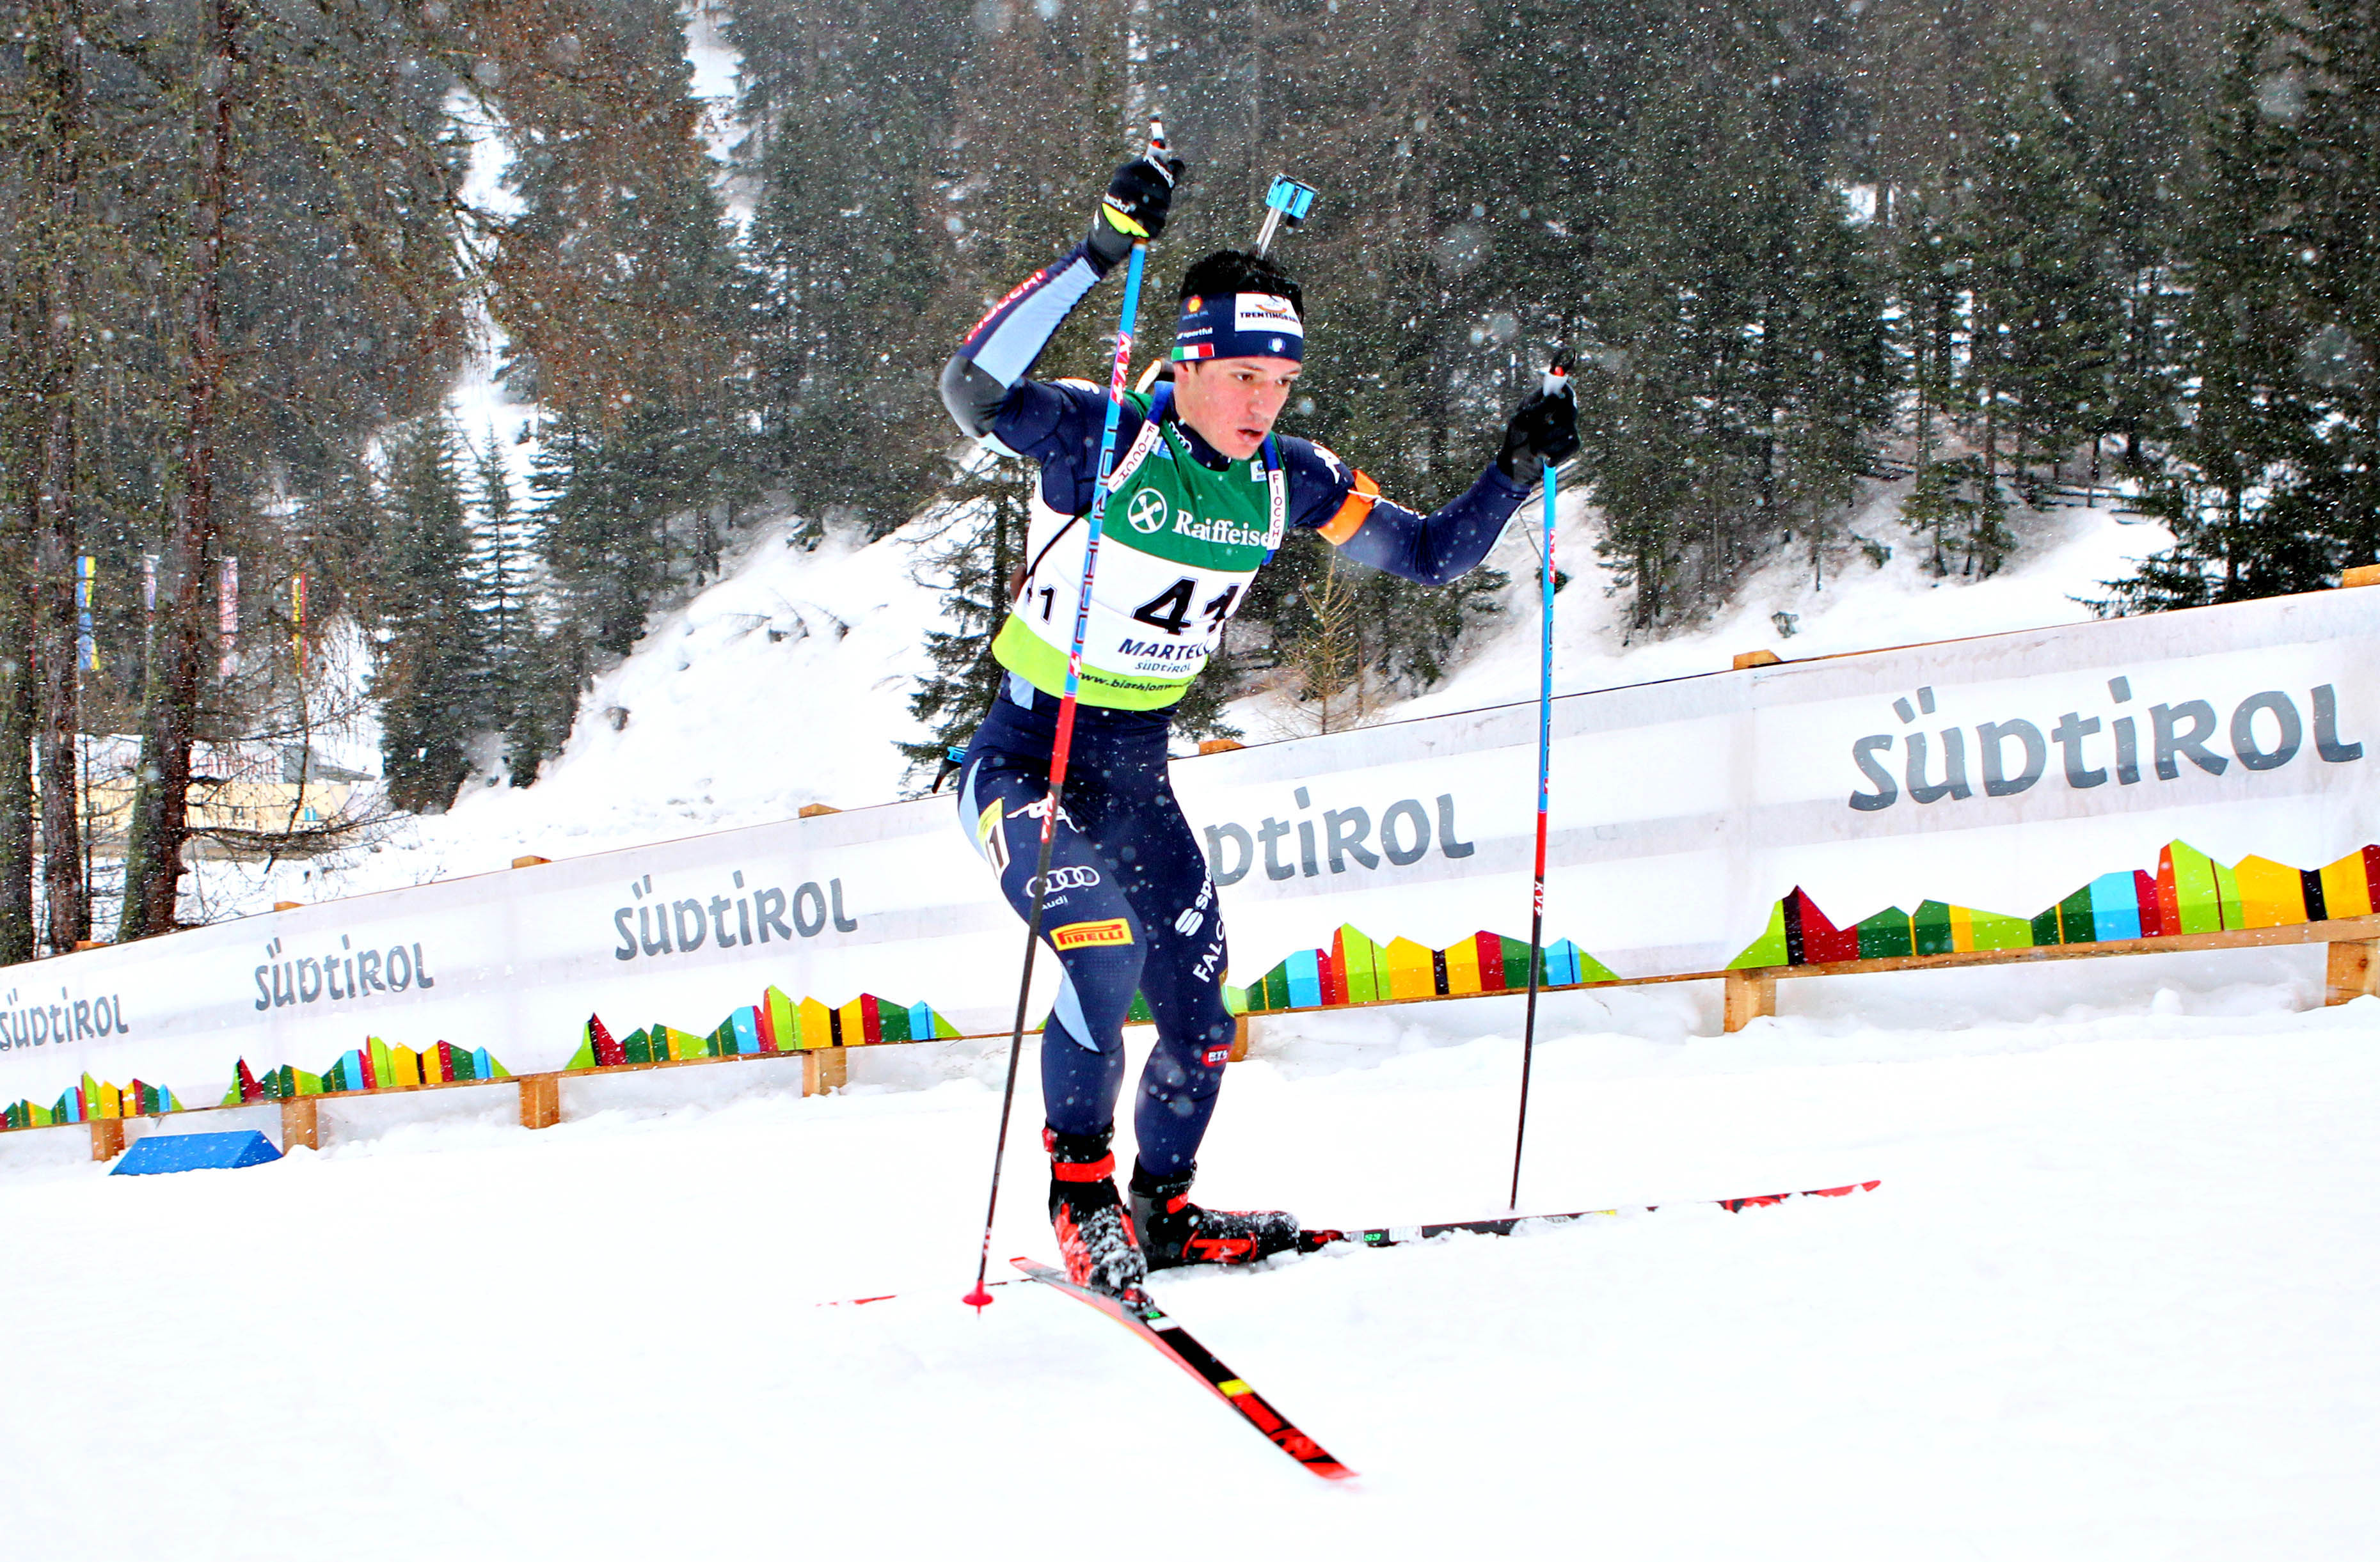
1046, 1127, 1148, 1297
1130, 1161, 1302, 1271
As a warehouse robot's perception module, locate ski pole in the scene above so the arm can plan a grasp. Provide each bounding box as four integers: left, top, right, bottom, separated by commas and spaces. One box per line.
966, 116, 1168, 1311
1509, 351, 1572, 1211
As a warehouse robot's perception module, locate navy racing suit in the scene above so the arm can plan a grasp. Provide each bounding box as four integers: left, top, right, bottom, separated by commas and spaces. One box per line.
944, 239, 1529, 1173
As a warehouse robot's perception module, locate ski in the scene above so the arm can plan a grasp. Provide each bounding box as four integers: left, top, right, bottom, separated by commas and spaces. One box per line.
821, 1180, 1880, 1308
1300, 1178, 1882, 1251
1012, 1258, 1356, 1481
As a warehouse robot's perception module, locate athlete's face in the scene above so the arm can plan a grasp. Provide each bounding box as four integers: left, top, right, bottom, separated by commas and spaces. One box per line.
1173, 356, 1302, 461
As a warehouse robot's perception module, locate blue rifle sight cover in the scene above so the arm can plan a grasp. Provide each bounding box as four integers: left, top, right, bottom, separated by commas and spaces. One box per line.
1264, 177, 1316, 220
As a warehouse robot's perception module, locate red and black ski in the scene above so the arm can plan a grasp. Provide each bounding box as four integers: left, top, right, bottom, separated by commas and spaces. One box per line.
1299, 1178, 1881, 1250
1011, 1258, 1355, 1481
818, 1181, 1881, 1309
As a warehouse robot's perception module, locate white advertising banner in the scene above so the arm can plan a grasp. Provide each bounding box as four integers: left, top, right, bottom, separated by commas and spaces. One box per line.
3, 586, 2374, 1114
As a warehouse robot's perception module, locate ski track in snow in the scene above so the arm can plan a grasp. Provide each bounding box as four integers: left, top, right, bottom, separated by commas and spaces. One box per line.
4, 959, 2377, 1558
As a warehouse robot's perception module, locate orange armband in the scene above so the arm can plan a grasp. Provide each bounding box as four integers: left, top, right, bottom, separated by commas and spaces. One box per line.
1318, 469, 1381, 545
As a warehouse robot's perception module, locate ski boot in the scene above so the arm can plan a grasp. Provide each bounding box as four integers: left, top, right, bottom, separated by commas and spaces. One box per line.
1130, 1161, 1302, 1271
1047, 1127, 1148, 1297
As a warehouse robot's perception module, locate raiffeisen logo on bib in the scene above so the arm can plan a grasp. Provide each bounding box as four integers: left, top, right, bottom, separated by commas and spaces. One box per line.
1173, 512, 1269, 548
1127, 489, 1169, 534
1234, 294, 1303, 339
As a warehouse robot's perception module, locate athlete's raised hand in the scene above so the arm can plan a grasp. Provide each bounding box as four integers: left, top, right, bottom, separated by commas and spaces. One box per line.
1496, 375, 1580, 478
1088, 147, 1187, 267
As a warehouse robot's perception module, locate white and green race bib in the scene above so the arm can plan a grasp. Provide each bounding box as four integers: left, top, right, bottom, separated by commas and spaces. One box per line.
995, 390, 1285, 711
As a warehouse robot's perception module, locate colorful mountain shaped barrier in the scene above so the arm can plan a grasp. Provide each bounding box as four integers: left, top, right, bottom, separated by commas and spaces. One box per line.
219, 1039, 509, 1105
1729, 840, 2380, 969
565, 986, 961, 1071
3, 1072, 181, 1130
1213, 924, 1621, 1018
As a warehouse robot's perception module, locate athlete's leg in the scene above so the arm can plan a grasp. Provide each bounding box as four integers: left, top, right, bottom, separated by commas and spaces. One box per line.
1079, 780, 1300, 1267
1076, 780, 1237, 1180
955, 755, 1145, 1136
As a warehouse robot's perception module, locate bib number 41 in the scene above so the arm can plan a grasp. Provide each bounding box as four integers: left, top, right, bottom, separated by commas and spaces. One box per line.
1132, 580, 1240, 638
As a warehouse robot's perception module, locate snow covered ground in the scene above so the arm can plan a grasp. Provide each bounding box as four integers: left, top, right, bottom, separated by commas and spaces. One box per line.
5, 950, 2374, 1558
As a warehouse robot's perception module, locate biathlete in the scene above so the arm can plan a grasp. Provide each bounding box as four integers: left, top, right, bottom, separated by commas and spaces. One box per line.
939, 147, 1579, 1295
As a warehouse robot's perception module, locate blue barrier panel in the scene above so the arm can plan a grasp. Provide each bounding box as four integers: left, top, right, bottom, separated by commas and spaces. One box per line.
111, 1130, 283, 1176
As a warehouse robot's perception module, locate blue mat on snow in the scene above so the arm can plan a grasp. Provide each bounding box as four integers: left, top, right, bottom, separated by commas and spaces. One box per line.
111, 1130, 282, 1176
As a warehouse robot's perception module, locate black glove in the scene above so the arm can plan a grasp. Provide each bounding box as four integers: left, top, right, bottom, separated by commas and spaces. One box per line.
1087, 152, 1187, 267
1496, 383, 1580, 478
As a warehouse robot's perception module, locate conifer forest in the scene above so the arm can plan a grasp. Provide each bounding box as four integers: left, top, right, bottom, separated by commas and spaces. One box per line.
3, 0, 2377, 956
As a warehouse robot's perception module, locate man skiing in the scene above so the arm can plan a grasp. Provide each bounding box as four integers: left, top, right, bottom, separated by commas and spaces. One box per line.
939, 147, 1579, 1296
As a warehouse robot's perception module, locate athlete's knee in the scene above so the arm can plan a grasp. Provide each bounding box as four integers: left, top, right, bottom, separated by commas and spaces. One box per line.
1046, 959, 1139, 1057
1141, 1027, 1226, 1101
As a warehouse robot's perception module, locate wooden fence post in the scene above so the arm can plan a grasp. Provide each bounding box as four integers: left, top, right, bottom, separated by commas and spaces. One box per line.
2327, 940, 2378, 1007
88, 1116, 127, 1162
803, 1048, 848, 1096
518, 1074, 562, 1130
1229, 1013, 1253, 1062
280, 1095, 319, 1152
1724, 969, 1777, 1032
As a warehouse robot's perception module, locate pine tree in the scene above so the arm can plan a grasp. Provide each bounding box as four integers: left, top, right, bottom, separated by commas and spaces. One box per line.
463, 0, 754, 771
502, 621, 587, 788
373, 416, 486, 812
2096, 8, 2334, 611
898, 461, 1030, 787
1576, 4, 1891, 626
739, 0, 966, 538
527, 413, 667, 661
1283, 546, 1370, 734
2269, 0, 2380, 571
2075, 38, 2196, 478
1757, 169, 1894, 588
468, 429, 530, 774
1958, 68, 2123, 505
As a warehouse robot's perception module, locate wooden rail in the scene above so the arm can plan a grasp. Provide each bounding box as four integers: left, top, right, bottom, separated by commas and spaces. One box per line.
42, 1013, 1257, 1163
1717, 916, 2380, 1029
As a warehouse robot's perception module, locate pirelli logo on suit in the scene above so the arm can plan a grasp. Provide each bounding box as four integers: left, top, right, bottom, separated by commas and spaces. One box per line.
1050, 919, 1134, 951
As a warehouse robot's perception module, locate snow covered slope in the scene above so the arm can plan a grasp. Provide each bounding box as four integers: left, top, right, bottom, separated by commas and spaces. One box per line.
1397, 478, 2157, 722
198, 512, 948, 909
